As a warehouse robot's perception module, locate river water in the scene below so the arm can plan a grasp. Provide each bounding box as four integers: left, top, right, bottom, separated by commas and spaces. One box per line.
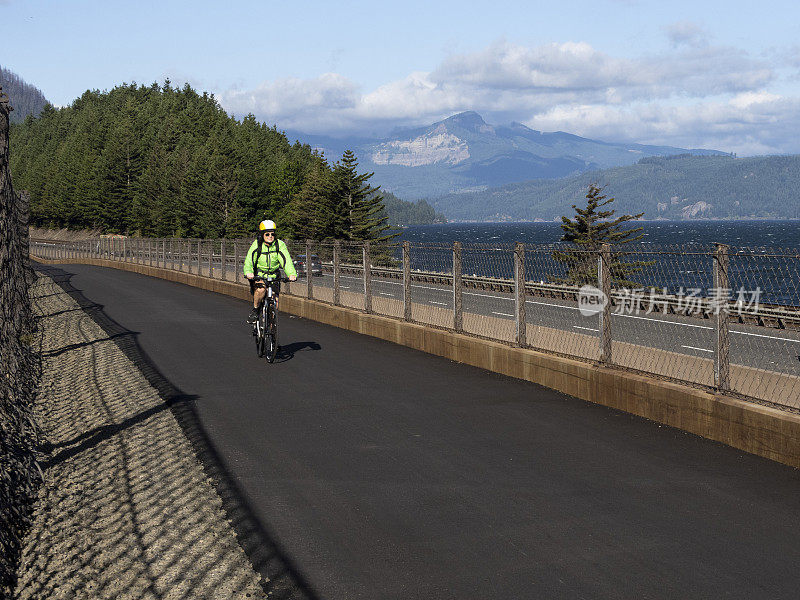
397, 220, 800, 248
395, 221, 800, 305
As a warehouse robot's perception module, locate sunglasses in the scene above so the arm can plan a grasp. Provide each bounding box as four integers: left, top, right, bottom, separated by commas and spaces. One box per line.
263, 231, 275, 237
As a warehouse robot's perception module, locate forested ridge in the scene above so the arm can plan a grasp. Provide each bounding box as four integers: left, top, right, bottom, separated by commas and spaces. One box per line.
381, 191, 446, 225
9, 81, 428, 239
431, 154, 800, 221
0, 66, 49, 124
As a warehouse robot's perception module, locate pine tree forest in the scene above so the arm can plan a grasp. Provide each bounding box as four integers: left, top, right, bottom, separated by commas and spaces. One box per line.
9, 81, 397, 240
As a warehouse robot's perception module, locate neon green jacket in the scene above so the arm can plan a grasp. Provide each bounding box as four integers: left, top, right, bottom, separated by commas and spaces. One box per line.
243, 238, 297, 278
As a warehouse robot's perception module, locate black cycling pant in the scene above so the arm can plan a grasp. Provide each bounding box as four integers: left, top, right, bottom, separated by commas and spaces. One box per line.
249, 278, 281, 297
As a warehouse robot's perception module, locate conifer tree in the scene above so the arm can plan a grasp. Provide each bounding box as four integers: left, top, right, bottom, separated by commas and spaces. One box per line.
553, 184, 649, 287
283, 158, 333, 240
329, 150, 393, 242
9, 82, 389, 238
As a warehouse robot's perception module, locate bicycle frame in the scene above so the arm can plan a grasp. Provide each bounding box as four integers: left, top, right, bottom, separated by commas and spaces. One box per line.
252, 276, 284, 363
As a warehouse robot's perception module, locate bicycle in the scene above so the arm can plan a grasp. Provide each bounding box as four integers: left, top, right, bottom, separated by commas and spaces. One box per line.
251, 275, 289, 363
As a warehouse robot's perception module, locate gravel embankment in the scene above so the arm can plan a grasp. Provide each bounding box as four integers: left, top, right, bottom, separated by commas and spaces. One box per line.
13, 272, 266, 599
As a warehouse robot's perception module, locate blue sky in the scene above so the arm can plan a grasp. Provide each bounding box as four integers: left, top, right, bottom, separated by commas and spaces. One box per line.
3, 0, 800, 155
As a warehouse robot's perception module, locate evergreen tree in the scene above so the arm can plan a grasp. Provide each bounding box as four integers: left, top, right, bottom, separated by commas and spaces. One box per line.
329, 150, 393, 242
553, 184, 649, 287
0, 65, 49, 123
9, 82, 385, 239
282, 158, 333, 240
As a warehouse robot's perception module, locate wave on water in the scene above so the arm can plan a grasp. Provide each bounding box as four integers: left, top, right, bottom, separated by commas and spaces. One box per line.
398, 221, 800, 248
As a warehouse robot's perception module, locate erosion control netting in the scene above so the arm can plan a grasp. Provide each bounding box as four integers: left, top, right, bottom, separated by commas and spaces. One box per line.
1, 90, 42, 597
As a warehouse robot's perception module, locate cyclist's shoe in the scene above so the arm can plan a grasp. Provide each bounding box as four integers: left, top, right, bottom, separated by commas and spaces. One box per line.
246, 308, 259, 324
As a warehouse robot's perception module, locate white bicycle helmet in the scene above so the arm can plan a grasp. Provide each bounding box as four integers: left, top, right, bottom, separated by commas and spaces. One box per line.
259, 219, 276, 231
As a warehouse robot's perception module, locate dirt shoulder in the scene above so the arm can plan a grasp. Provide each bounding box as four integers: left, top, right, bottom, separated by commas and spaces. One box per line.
13, 272, 266, 599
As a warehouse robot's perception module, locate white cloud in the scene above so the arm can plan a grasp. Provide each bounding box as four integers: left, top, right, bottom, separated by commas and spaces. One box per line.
430, 40, 772, 101
664, 21, 710, 49
527, 93, 800, 156
224, 73, 361, 131
218, 38, 800, 155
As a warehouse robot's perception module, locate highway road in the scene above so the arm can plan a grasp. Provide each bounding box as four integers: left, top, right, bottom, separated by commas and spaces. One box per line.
308, 273, 800, 376
46, 263, 800, 600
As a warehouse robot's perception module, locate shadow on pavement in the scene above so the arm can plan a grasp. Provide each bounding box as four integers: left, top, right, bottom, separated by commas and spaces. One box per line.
34, 264, 321, 600
275, 341, 322, 363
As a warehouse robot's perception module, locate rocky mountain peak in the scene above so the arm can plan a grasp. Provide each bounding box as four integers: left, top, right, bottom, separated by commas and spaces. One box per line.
439, 111, 489, 132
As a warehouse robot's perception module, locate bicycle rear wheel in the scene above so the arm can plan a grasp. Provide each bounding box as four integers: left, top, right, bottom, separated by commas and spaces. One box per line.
266, 303, 278, 363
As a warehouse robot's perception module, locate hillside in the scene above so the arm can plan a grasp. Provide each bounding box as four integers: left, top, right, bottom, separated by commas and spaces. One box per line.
429, 154, 800, 221
9, 82, 393, 240
381, 191, 446, 226
0, 66, 49, 123
286, 111, 724, 200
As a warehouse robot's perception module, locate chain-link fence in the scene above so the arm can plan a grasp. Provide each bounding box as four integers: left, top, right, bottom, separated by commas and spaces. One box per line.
405, 242, 453, 328
726, 247, 800, 407
525, 246, 600, 361
1, 87, 42, 597
29, 236, 800, 412
604, 245, 716, 388
458, 243, 516, 343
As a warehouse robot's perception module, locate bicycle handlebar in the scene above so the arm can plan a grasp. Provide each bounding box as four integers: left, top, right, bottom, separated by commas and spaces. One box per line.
251, 275, 291, 283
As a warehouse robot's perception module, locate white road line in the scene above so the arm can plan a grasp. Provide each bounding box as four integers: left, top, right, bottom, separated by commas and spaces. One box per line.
611, 311, 712, 330
492, 311, 514, 317
731, 329, 800, 343
465, 290, 513, 301
527, 299, 579, 310
379, 292, 394, 297
573, 326, 599, 332
340, 286, 350, 289
430, 301, 448, 306
681, 345, 713, 353
527, 299, 715, 330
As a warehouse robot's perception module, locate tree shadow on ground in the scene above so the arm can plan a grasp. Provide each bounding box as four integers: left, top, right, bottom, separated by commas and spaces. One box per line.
28, 264, 321, 600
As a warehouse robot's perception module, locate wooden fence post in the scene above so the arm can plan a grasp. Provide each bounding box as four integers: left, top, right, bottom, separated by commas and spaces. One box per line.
306, 239, 313, 299
403, 241, 412, 321
514, 242, 526, 347
714, 243, 731, 391
599, 243, 612, 364
363, 241, 372, 313
333, 240, 341, 306
453, 242, 463, 332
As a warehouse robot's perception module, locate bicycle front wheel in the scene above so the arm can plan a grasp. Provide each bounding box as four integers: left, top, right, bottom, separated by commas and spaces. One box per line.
266, 304, 278, 363
256, 305, 267, 358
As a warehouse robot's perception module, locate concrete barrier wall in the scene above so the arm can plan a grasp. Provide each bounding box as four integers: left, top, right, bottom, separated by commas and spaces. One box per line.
34, 255, 800, 469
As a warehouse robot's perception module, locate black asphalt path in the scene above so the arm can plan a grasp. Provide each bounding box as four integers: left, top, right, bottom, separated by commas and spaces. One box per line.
48, 264, 800, 600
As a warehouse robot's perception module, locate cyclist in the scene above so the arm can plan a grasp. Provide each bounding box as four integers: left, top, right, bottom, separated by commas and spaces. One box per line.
244, 219, 297, 323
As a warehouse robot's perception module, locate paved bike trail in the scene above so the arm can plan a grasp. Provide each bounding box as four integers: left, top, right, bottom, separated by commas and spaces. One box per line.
52, 264, 800, 600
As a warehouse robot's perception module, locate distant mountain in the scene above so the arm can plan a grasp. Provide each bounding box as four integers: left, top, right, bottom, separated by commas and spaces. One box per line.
285, 111, 725, 200
0, 66, 49, 124
430, 154, 800, 221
